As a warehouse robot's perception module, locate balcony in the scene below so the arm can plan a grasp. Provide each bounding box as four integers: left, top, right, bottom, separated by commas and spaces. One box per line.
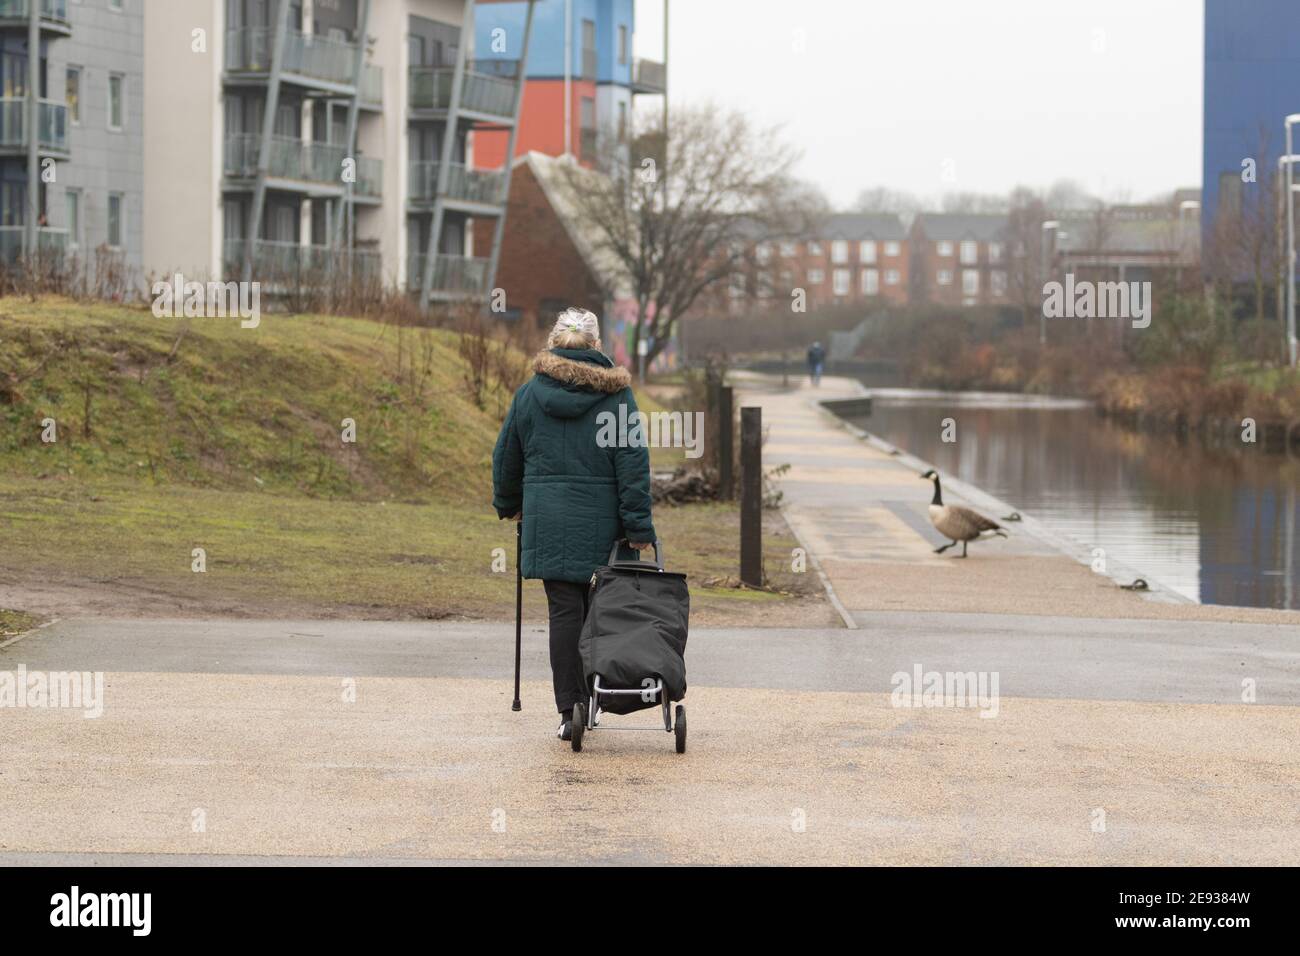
408, 160, 506, 206
225, 27, 363, 89
407, 252, 489, 298
0, 225, 69, 263
225, 133, 382, 193
632, 57, 666, 94
0, 98, 68, 154
223, 238, 381, 283
360, 63, 383, 108
0, 0, 72, 33
408, 60, 519, 121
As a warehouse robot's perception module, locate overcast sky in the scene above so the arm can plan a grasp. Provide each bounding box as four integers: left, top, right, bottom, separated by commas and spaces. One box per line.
634, 0, 1203, 209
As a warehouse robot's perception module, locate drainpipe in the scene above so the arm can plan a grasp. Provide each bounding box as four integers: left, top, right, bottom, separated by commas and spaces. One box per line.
484, 0, 535, 305
25, 6, 38, 257
563, 0, 571, 156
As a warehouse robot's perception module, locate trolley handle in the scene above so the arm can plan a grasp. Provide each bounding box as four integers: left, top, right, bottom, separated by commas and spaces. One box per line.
608, 538, 663, 570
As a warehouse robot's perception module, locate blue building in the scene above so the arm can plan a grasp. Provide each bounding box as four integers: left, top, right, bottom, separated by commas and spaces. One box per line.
472, 0, 664, 168
1202, 0, 1300, 253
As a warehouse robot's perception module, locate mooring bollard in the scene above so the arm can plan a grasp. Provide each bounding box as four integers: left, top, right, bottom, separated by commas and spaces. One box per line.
739, 405, 762, 587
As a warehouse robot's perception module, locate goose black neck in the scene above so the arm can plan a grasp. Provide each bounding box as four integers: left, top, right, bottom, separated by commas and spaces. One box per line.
930, 476, 943, 506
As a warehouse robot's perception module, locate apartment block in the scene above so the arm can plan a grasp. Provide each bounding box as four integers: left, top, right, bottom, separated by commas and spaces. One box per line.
136, 0, 533, 308
0, 0, 141, 276
909, 213, 1013, 307
472, 0, 664, 169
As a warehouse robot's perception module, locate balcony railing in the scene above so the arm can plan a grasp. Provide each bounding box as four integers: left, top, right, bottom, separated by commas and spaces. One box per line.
225, 132, 377, 190
361, 63, 383, 106
408, 61, 519, 119
0, 98, 68, 152
223, 238, 380, 283
0, 0, 70, 26
225, 27, 363, 87
0, 225, 69, 263
408, 160, 506, 205
407, 252, 489, 296
632, 57, 666, 93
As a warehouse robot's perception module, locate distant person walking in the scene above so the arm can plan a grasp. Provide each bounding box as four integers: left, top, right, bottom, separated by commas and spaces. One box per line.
806, 341, 826, 386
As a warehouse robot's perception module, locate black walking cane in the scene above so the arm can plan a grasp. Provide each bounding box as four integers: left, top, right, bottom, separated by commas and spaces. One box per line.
512, 518, 522, 712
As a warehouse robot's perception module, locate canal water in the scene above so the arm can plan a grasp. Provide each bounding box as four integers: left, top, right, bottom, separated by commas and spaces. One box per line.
849, 388, 1300, 609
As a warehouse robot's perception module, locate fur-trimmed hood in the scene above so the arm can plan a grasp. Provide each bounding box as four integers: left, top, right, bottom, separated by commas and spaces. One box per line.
532, 349, 631, 393
529, 348, 631, 420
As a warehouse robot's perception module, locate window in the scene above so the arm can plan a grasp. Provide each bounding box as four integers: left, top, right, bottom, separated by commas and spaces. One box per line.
937, 269, 952, 285
959, 240, 978, 264
806, 241, 823, 256
66, 67, 81, 124
757, 271, 773, 297
755, 242, 771, 264
728, 272, 746, 298
778, 241, 797, 257
988, 241, 1003, 264
618, 25, 628, 65
886, 269, 900, 285
65, 189, 81, 247
617, 101, 626, 142
830, 239, 848, 264
807, 268, 824, 284
884, 240, 900, 257
107, 192, 123, 248
990, 270, 1008, 297
108, 0, 123, 10
936, 240, 953, 257
859, 240, 876, 263
108, 73, 124, 130
861, 268, 879, 295
832, 268, 850, 295
962, 269, 980, 295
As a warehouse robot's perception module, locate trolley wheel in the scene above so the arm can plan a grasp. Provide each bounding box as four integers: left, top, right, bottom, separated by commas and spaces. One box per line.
571, 702, 585, 752
674, 704, 686, 754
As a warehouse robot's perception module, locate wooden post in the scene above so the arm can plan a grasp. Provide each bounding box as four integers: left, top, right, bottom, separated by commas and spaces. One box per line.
717, 385, 733, 499
705, 374, 719, 471
739, 406, 762, 587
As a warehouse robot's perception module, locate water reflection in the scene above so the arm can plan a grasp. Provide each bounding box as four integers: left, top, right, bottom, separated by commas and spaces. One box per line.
850, 391, 1300, 609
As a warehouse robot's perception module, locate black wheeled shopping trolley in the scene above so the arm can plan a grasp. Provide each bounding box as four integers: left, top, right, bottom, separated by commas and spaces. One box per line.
572, 539, 689, 754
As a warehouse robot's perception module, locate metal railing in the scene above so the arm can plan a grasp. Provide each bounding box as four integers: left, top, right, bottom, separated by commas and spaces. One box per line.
360, 63, 383, 106
225, 27, 362, 87
0, 0, 70, 24
0, 98, 68, 151
408, 160, 505, 205
223, 238, 380, 282
407, 252, 489, 296
0, 225, 70, 263
408, 61, 519, 119
633, 57, 666, 92
225, 132, 370, 188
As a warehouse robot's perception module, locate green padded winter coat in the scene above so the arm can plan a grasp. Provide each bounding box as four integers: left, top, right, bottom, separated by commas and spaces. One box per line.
492, 347, 656, 583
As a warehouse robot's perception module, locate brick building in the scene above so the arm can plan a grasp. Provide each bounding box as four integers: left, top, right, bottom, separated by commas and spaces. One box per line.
909, 213, 1014, 307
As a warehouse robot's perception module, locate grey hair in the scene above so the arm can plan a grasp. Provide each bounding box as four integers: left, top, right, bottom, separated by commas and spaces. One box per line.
547, 307, 602, 350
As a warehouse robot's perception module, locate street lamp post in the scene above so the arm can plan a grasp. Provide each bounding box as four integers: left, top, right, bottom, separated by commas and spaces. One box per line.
1040, 220, 1060, 347
1286, 115, 1300, 366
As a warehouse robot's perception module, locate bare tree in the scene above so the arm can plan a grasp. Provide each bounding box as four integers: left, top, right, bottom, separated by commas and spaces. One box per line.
558, 104, 824, 367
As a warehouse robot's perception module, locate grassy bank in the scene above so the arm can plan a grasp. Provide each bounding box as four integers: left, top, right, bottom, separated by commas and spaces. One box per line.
0, 298, 827, 624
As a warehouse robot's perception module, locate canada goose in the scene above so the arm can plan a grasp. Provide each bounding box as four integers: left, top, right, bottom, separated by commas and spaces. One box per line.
920, 469, 1007, 558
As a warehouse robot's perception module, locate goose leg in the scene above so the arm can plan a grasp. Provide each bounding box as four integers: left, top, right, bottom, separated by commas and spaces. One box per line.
959, 540, 968, 558
934, 541, 955, 555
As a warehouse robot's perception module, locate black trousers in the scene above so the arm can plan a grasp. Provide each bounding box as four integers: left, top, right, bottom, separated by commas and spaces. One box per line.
543, 579, 590, 714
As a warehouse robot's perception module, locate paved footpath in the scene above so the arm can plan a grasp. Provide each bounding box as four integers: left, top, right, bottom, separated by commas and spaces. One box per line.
2, 375, 1297, 866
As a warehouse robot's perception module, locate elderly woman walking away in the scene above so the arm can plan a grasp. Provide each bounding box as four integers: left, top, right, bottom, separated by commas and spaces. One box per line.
492, 308, 656, 741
